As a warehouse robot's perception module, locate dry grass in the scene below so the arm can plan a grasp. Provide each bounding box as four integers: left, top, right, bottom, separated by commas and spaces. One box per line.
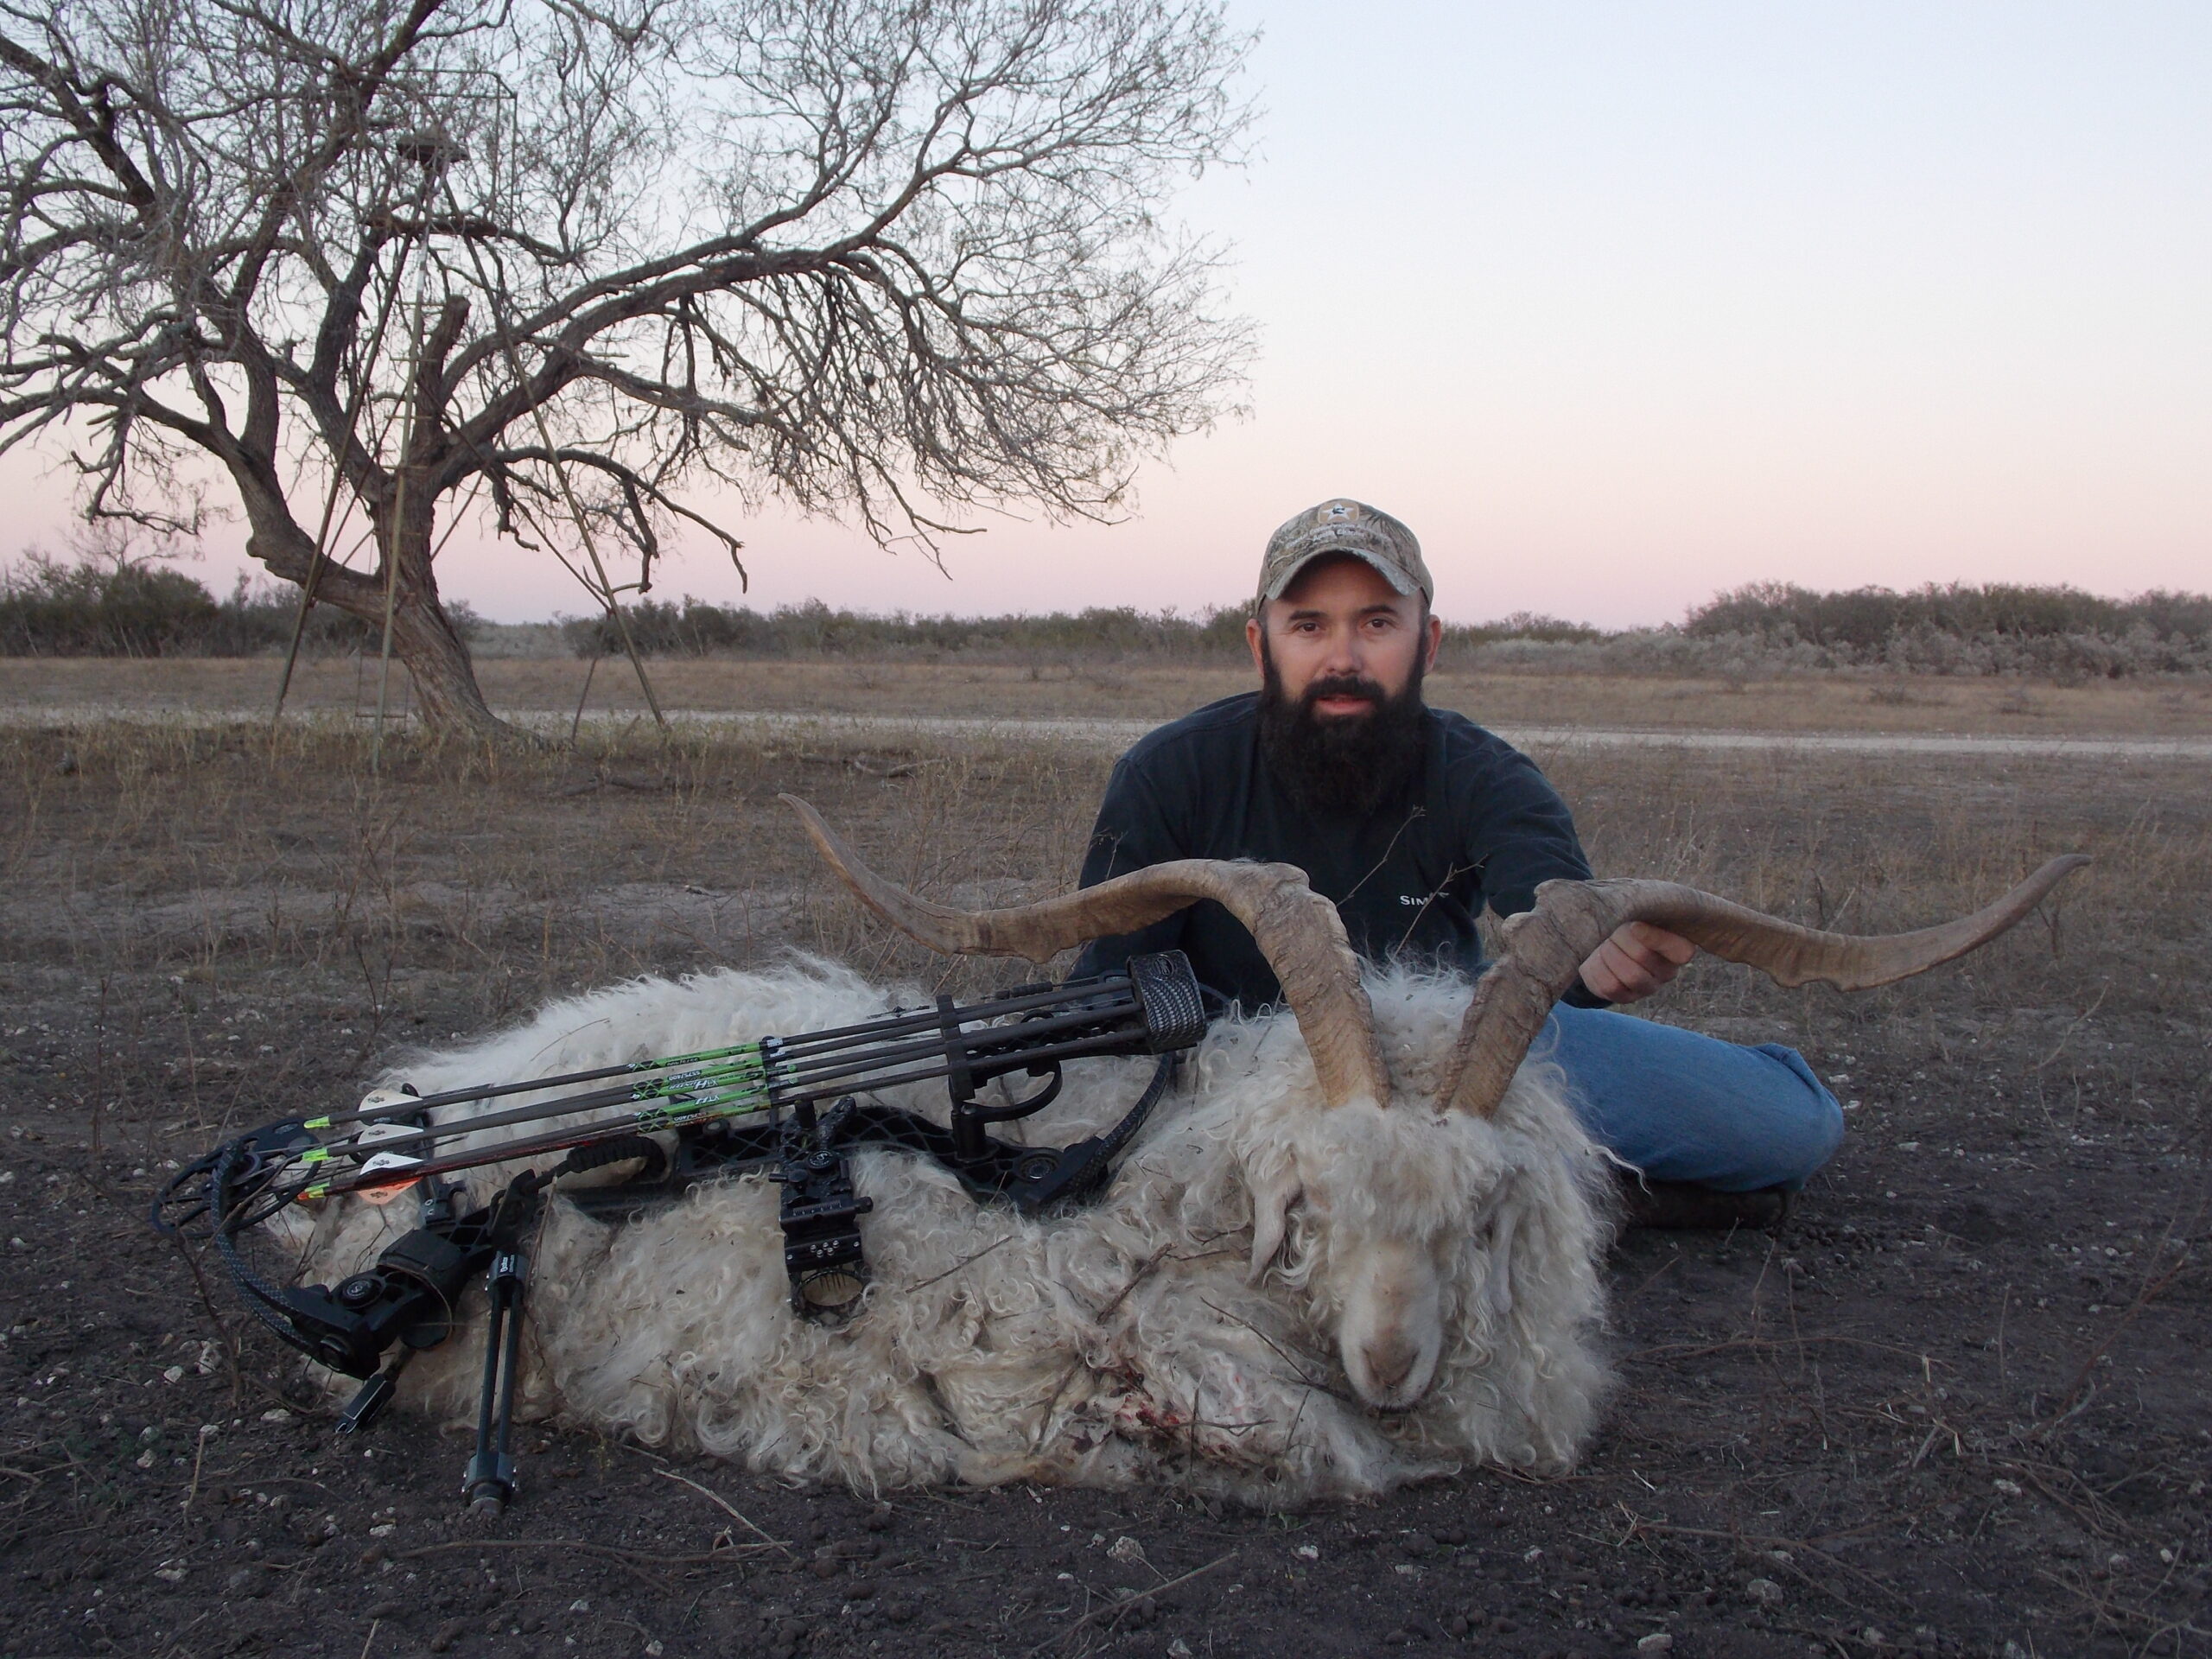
7, 654, 2212, 736
3, 714, 2202, 1077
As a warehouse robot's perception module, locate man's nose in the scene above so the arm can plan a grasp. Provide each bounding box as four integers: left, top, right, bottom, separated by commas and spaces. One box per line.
1317, 625, 1364, 674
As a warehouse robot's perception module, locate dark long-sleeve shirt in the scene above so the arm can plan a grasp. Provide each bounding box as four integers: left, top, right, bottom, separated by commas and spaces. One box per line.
1070, 693, 1603, 1010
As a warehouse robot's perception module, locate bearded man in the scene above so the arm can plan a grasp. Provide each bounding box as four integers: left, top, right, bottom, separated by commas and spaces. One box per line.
1071, 499, 1841, 1227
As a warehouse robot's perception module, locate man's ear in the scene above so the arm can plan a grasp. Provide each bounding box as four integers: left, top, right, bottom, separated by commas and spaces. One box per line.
1246, 612, 1266, 677
1422, 610, 1442, 671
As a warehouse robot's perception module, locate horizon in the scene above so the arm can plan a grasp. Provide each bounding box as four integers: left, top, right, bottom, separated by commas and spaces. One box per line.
13, 549, 2203, 639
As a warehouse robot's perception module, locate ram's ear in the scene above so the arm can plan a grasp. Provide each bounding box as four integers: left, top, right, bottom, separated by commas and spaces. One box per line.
1248, 1169, 1302, 1284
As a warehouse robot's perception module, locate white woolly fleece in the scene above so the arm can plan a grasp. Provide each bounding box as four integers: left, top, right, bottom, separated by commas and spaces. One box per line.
283, 962, 1616, 1502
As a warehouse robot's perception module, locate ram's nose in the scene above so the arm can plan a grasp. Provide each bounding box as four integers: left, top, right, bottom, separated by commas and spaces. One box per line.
1360, 1333, 1421, 1397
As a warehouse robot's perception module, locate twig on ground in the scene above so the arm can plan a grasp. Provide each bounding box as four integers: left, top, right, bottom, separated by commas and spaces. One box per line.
1027, 1551, 1239, 1655
2035, 1216, 2200, 1437
1614, 1510, 1908, 1609
399, 1535, 777, 1570
2031, 983, 2109, 1071
652, 1468, 792, 1551
1634, 1334, 1947, 1365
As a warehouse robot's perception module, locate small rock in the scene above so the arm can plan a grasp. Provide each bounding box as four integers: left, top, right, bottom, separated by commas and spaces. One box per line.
1400, 1531, 1436, 1558
1166, 1641, 1192, 1659
358, 1544, 388, 1567
1106, 1535, 1147, 1567
1444, 1614, 1471, 1636
1745, 1577, 1784, 1607
1637, 1636, 1675, 1654
260, 1409, 291, 1424
1293, 1543, 1319, 1561
809, 1556, 840, 1579
152, 1566, 188, 1584
1114, 1592, 1157, 1628
862, 1502, 894, 1532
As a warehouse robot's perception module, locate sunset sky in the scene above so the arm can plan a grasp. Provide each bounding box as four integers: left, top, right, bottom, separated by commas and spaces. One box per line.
5, 0, 2206, 628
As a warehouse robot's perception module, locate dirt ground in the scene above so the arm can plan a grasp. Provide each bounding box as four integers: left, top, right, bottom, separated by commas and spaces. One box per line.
0, 691, 2207, 1659
5, 655, 2211, 739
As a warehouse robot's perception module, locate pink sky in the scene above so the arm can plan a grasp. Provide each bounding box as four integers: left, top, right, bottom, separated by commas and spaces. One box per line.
5, 2, 2205, 629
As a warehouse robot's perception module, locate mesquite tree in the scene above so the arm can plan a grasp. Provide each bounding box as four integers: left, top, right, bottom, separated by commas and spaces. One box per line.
0, 0, 1251, 736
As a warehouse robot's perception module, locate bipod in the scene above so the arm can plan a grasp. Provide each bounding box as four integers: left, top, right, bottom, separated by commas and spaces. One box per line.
462, 1176, 548, 1515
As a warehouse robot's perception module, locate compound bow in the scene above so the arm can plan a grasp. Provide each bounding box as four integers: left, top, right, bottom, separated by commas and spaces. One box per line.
155, 951, 1206, 1510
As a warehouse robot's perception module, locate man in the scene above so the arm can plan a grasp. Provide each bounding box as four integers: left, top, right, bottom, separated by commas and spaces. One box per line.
1071, 499, 1841, 1227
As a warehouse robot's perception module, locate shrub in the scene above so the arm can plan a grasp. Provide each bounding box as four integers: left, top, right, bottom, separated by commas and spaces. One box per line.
1681, 581, 2212, 678
0, 547, 482, 657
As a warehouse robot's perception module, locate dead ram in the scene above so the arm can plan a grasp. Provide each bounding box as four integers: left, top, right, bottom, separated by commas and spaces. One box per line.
279, 801, 2085, 1500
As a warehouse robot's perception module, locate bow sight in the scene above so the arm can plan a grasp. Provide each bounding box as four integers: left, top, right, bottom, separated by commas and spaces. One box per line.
154, 951, 1205, 1511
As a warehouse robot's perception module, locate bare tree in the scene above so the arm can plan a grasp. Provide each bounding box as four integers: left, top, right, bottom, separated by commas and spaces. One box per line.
0, 0, 1252, 736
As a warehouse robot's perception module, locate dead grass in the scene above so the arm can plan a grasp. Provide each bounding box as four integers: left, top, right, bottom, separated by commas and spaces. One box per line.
3, 715, 2202, 1088
7, 655, 2212, 737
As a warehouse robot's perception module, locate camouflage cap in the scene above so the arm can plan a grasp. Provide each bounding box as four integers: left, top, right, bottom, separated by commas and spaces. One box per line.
1256, 499, 1431, 608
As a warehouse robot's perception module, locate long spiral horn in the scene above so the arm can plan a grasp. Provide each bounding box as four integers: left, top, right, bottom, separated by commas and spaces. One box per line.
781, 796, 1393, 1109
1440, 855, 2092, 1117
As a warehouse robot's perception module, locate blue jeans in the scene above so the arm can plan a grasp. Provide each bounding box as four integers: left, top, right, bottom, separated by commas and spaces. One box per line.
1536, 1005, 1844, 1192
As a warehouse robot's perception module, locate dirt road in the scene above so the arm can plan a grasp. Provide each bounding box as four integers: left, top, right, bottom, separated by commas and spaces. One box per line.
5, 702, 2209, 760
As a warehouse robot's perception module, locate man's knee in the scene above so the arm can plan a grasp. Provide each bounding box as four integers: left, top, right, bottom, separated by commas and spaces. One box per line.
1746, 1042, 1845, 1191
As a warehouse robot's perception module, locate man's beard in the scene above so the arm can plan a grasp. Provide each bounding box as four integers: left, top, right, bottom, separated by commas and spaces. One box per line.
1257, 644, 1427, 817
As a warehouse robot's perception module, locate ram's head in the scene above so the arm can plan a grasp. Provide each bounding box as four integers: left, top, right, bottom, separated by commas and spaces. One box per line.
783, 794, 2085, 1413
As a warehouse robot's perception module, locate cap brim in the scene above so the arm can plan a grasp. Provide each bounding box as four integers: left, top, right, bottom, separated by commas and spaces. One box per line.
1261, 547, 1421, 604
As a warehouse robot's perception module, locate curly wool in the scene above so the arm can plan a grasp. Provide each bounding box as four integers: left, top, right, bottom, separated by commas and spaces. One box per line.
285, 960, 1615, 1501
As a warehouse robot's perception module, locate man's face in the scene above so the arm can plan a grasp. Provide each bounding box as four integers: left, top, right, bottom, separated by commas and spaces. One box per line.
1245, 555, 1441, 711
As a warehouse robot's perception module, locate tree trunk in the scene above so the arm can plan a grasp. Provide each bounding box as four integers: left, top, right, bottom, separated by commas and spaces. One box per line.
236, 455, 518, 742
380, 587, 512, 741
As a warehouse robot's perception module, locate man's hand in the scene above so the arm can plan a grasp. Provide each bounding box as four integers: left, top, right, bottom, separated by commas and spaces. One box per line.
1578, 921, 1695, 1004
